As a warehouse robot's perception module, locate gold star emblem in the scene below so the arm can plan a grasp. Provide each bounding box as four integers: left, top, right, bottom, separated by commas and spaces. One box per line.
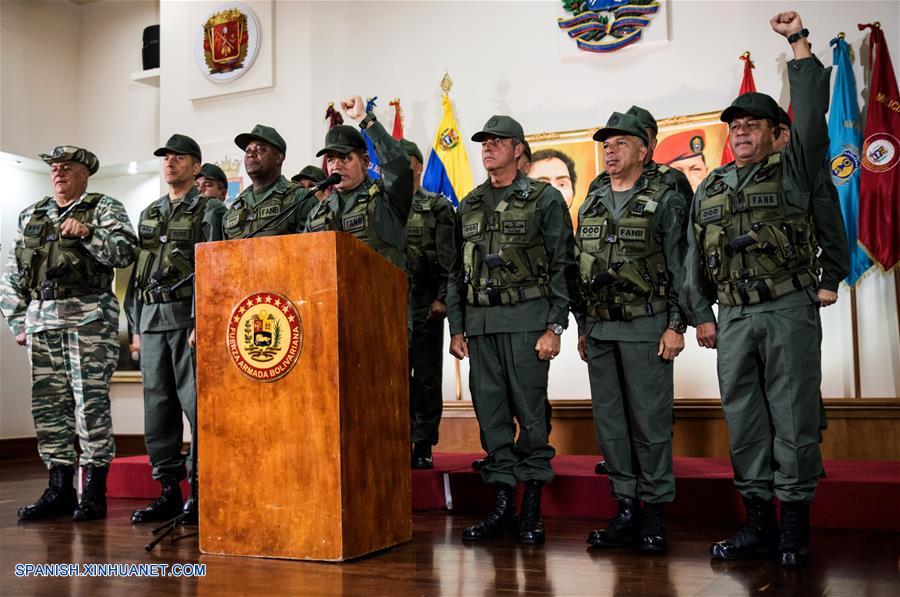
239, 306, 246, 314
265, 295, 272, 303
281, 304, 289, 313
233, 315, 240, 323
255, 296, 262, 304
274, 298, 282, 306
287, 314, 295, 322
245, 300, 254, 309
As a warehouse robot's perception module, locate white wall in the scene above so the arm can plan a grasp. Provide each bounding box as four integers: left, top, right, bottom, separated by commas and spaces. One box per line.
0, 0, 81, 158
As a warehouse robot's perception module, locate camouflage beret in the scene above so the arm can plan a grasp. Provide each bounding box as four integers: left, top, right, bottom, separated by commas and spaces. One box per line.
39, 145, 100, 176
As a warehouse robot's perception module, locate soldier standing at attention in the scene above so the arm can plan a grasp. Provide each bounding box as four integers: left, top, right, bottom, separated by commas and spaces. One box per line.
305, 96, 413, 271
0, 145, 136, 521
224, 125, 317, 239
403, 138, 457, 469
447, 115, 576, 545
127, 134, 225, 524
683, 12, 847, 567
576, 112, 689, 553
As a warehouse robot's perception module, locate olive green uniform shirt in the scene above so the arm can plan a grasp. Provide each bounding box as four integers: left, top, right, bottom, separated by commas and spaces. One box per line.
682, 56, 848, 325
446, 173, 577, 337
125, 187, 225, 333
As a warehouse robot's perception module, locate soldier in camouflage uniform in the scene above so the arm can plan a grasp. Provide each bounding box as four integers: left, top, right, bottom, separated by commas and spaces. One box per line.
291, 164, 330, 202
0, 145, 136, 521
195, 163, 229, 205
224, 125, 317, 239
402, 139, 457, 469
127, 134, 225, 524
305, 96, 413, 270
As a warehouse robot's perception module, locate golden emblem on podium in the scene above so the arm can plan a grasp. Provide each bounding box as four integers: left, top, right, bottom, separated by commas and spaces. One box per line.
227, 292, 303, 382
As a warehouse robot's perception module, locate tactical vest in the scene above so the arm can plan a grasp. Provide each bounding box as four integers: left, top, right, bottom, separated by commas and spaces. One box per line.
307, 180, 405, 270
577, 176, 670, 321
223, 180, 302, 239
459, 179, 551, 307
133, 195, 212, 304
695, 153, 819, 306
15, 194, 113, 300
406, 191, 443, 280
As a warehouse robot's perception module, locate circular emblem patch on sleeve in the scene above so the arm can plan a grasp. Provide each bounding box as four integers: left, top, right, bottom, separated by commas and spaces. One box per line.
227, 292, 303, 382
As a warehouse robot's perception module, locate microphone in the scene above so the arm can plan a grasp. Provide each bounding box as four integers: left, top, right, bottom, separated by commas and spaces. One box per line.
310, 173, 342, 192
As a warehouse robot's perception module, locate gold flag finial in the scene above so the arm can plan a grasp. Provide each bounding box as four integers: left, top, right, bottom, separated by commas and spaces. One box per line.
440, 71, 453, 96
838, 31, 845, 39
741, 50, 751, 60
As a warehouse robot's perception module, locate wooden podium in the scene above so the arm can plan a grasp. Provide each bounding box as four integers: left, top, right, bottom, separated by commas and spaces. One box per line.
194, 232, 411, 561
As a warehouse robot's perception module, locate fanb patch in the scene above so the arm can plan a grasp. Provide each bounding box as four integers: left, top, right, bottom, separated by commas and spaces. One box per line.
139, 224, 158, 237
407, 226, 423, 237
259, 205, 281, 219
342, 214, 365, 233
748, 193, 778, 208
462, 222, 481, 238
699, 205, 723, 224
502, 220, 526, 235
580, 224, 603, 240
618, 226, 646, 241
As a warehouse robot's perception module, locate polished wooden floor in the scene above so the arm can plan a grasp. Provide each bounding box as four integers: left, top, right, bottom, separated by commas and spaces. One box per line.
2, 460, 898, 596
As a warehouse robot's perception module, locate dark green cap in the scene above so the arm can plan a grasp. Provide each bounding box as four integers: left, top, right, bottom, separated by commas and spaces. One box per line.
593, 112, 650, 145
39, 145, 100, 176
316, 125, 367, 157
235, 124, 287, 154
522, 139, 532, 162
626, 105, 658, 136
154, 134, 202, 161
471, 115, 525, 142
195, 163, 227, 185
291, 165, 327, 184
777, 107, 792, 128
720, 92, 780, 124
400, 139, 424, 164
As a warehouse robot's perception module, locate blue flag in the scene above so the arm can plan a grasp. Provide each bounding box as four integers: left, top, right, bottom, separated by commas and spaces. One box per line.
362, 97, 381, 179
828, 37, 871, 285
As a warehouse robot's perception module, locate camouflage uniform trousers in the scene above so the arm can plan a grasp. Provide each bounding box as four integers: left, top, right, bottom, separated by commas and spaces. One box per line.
27, 316, 118, 469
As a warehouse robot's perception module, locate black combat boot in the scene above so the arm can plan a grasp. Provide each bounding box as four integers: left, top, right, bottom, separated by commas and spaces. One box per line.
587, 497, 639, 548
72, 465, 108, 521
637, 502, 667, 553
18, 464, 77, 520
779, 501, 811, 568
411, 442, 434, 470
518, 481, 545, 544
710, 495, 778, 560
131, 478, 183, 523
181, 477, 199, 525
462, 484, 516, 541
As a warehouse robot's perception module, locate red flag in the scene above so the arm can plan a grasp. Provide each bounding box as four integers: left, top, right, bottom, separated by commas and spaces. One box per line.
322, 102, 344, 170
858, 23, 900, 271
389, 98, 404, 140
721, 52, 758, 165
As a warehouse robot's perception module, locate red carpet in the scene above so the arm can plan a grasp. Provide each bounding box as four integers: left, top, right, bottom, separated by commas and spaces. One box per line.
107, 453, 900, 531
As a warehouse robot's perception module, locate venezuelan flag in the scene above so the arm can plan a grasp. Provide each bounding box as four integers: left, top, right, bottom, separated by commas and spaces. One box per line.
422, 95, 474, 206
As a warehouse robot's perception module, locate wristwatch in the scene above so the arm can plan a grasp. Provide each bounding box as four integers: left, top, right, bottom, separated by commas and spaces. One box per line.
787, 28, 809, 44
546, 323, 564, 336
359, 112, 377, 130
667, 320, 687, 334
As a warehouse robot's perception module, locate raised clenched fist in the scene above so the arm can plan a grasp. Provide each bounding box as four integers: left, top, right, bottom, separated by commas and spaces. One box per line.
341, 96, 366, 121
770, 12, 803, 38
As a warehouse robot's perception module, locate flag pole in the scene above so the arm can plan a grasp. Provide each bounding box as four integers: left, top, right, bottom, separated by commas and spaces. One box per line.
894, 268, 900, 345
850, 285, 862, 398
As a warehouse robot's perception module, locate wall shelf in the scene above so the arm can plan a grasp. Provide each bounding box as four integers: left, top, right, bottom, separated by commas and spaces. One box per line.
130, 68, 159, 87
